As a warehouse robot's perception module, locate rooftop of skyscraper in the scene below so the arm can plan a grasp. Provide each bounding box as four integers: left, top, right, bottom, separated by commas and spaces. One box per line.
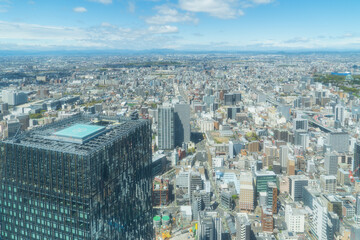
237, 213, 250, 224
2, 113, 148, 155
255, 170, 276, 176
289, 175, 308, 180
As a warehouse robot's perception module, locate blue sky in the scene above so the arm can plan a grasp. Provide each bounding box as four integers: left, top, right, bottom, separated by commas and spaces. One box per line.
0, 0, 359, 50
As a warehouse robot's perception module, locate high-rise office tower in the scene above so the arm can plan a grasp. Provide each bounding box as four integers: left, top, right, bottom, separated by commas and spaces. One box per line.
274, 129, 291, 142
254, 171, 277, 195
6, 119, 22, 138
239, 174, 255, 212
227, 107, 242, 120
203, 95, 216, 107
324, 151, 338, 175
310, 197, 334, 240
289, 175, 308, 202
266, 182, 278, 214
335, 104, 345, 126
337, 168, 350, 186
192, 190, 210, 213
192, 194, 204, 220
277, 105, 291, 121
220, 192, 233, 210
205, 88, 214, 96
0, 102, 9, 113
174, 103, 190, 147
327, 132, 349, 153
189, 172, 204, 201
303, 186, 320, 210
353, 142, 360, 178
328, 212, 340, 235
351, 225, 360, 240
236, 213, 250, 240
356, 194, 360, 216
158, 106, 174, 150
261, 207, 273, 232
0, 114, 153, 239
229, 141, 246, 159
322, 195, 342, 219
294, 130, 309, 148
285, 205, 305, 233
234, 93, 242, 103
224, 93, 235, 106
297, 132, 309, 149
320, 175, 337, 194
172, 149, 179, 166
158, 103, 190, 149
287, 158, 296, 176
1, 90, 28, 106
198, 212, 222, 240
210, 102, 219, 112
198, 216, 215, 240
293, 118, 308, 132
279, 145, 289, 172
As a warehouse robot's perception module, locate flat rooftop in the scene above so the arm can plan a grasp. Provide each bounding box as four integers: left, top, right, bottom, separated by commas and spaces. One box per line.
53, 124, 105, 143
255, 170, 276, 176
2, 113, 147, 155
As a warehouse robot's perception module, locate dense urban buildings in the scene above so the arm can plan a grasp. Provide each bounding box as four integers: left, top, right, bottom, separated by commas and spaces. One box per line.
1, 53, 360, 239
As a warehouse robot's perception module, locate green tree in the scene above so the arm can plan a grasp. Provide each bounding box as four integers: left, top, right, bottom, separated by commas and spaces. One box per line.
29, 113, 42, 119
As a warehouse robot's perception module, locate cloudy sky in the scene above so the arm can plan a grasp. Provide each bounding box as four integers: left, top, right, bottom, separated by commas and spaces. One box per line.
0, 0, 359, 51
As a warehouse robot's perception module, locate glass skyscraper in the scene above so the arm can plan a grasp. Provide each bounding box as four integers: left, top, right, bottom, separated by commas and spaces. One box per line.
254, 171, 277, 195
354, 142, 360, 178
157, 106, 174, 150
174, 103, 190, 147
157, 102, 190, 150
0, 114, 153, 240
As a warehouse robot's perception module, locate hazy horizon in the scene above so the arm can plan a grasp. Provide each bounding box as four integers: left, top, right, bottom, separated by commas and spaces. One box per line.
0, 0, 359, 51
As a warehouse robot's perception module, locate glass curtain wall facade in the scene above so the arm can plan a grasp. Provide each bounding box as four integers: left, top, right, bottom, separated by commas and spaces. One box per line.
0, 114, 153, 240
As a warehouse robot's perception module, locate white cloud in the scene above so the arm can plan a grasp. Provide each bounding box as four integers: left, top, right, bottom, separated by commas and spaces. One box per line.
250, 0, 274, 4
238, 9, 245, 16
146, 5, 198, 25
101, 22, 112, 27
240, 0, 275, 8
0, 20, 179, 50
0, 21, 87, 40
148, 25, 178, 34
0, 6, 9, 12
342, 33, 353, 38
88, 0, 112, 5
2, 19, 360, 51
128, 2, 135, 13
179, 0, 242, 19
244, 36, 360, 50
73, 7, 87, 13
0, 0, 11, 13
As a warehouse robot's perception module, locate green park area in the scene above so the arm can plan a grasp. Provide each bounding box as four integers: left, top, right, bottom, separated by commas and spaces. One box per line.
314, 74, 360, 96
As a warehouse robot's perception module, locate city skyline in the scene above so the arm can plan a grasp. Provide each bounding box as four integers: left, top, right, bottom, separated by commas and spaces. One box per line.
1, 50, 360, 239
1, 1, 360, 239
0, 0, 359, 51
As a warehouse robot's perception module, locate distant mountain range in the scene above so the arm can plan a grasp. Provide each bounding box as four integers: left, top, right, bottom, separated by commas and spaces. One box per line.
0, 49, 360, 56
